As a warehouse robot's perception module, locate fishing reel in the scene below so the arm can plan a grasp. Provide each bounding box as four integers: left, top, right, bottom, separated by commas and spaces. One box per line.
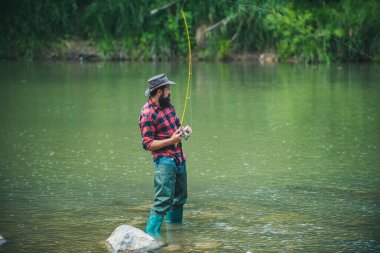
179, 126, 192, 140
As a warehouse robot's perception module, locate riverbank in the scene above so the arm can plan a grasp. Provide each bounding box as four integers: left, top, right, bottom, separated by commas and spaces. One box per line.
2, 1, 379, 64
6, 38, 374, 64
33, 40, 279, 63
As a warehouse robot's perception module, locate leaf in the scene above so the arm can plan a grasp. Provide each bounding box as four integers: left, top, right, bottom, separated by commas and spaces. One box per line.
334, 28, 345, 38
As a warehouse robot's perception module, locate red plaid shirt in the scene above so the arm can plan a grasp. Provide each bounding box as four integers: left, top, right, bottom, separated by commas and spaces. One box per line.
139, 98, 186, 165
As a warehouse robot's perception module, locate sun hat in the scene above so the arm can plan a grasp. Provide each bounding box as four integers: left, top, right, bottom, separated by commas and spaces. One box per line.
145, 73, 176, 96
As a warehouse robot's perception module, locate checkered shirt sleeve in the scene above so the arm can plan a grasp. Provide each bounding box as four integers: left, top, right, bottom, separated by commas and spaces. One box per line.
139, 104, 156, 150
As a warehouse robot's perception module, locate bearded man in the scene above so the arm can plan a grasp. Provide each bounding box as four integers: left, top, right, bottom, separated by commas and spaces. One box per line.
139, 73, 192, 235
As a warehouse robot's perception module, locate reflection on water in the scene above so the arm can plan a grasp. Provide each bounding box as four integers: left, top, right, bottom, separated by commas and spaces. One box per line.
0, 62, 379, 252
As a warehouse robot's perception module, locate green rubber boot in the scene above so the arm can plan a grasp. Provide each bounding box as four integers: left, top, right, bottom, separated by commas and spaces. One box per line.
146, 212, 164, 235
166, 207, 183, 224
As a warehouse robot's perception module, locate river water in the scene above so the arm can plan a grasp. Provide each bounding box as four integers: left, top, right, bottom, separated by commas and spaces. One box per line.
0, 62, 379, 252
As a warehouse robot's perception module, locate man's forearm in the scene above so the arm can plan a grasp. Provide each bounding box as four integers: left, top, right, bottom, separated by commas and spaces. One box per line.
147, 139, 174, 151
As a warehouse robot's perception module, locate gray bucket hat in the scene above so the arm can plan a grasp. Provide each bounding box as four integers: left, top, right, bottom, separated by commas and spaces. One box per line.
145, 73, 176, 96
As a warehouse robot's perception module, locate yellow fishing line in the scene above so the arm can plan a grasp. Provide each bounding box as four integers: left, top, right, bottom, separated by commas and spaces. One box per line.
180, 10, 192, 125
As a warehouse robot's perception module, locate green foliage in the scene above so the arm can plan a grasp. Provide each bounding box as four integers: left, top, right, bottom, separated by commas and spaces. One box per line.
264, 5, 330, 63
216, 40, 232, 60
0, 0, 379, 62
0, 0, 77, 59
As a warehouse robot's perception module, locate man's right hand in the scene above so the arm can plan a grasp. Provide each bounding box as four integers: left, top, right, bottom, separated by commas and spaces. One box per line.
170, 129, 183, 145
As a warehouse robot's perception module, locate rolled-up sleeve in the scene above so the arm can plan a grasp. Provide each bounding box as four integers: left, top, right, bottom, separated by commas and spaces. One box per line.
139, 112, 155, 150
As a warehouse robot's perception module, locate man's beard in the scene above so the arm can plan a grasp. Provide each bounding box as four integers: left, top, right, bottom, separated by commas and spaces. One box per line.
159, 95, 171, 108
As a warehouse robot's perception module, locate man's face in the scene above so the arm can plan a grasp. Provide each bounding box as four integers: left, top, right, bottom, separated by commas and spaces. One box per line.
159, 85, 171, 108
162, 85, 171, 98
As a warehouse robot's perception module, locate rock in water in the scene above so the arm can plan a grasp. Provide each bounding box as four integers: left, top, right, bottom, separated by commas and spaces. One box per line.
106, 225, 164, 252
0, 235, 6, 245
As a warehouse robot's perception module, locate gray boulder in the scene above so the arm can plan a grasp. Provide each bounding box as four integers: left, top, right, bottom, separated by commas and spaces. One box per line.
0, 235, 6, 246
106, 225, 164, 252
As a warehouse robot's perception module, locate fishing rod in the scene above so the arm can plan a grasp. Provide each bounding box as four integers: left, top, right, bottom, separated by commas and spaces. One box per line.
180, 9, 192, 126
178, 1, 192, 140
